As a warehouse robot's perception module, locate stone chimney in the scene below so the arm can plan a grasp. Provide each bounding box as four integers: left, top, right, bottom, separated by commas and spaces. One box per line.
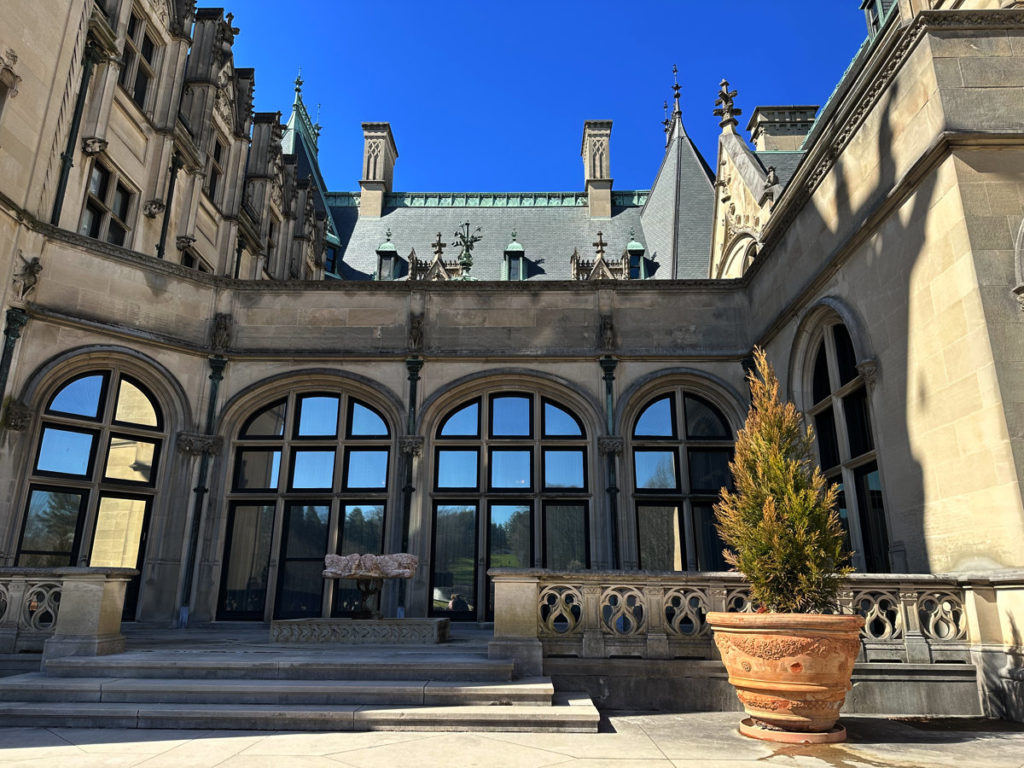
581, 121, 612, 218
746, 106, 818, 152
359, 122, 398, 218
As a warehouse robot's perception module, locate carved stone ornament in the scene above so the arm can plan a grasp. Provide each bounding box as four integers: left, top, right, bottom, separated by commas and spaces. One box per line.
176, 235, 196, 252
3, 400, 33, 431
408, 313, 424, 352
1013, 285, 1024, 314
142, 199, 165, 218
81, 137, 108, 156
856, 358, 880, 388
599, 314, 615, 351
176, 432, 222, 456
12, 251, 42, 300
210, 313, 233, 352
598, 436, 624, 456
0, 49, 21, 98
399, 435, 424, 456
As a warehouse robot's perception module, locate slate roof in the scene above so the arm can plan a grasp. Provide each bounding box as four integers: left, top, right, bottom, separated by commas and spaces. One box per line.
640, 113, 716, 279
753, 150, 805, 188
327, 194, 654, 281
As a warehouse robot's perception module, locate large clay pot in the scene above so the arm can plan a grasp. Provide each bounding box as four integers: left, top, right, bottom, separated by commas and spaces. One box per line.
707, 612, 864, 739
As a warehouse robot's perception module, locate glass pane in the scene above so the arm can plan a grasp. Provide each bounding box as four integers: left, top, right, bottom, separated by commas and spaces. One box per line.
291, 449, 335, 489
234, 449, 280, 490
37, 428, 94, 476
132, 70, 149, 106
509, 256, 522, 281
114, 379, 159, 427
350, 402, 388, 436
491, 395, 531, 437
814, 407, 840, 470
18, 489, 83, 559
439, 402, 479, 437
433, 504, 477, 615
684, 395, 730, 439
833, 325, 859, 386
437, 449, 478, 488
242, 400, 286, 437
88, 164, 109, 198
833, 479, 853, 555
843, 386, 874, 458
90, 496, 146, 568
276, 561, 326, 619
339, 504, 384, 555
49, 374, 104, 418
283, 503, 330, 559
107, 221, 127, 247
634, 396, 674, 437
104, 435, 157, 483
545, 504, 587, 570
543, 402, 581, 437
219, 504, 275, 618
543, 449, 584, 489
634, 450, 677, 490
297, 396, 339, 437
688, 449, 733, 494
490, 449, 531, 489
113, 184, 131, 219
489, 504, 532, 616
345, 449, 388, 489
812, 342, 831, 404
693, 503, 727, 571
854, 463, 890, 573
637, 505, 683, 571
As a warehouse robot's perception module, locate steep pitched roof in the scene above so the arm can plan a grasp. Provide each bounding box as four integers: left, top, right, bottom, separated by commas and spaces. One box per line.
640, 110, 716, 279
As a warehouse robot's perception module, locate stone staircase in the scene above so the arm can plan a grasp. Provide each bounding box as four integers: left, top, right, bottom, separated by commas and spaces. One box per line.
0, 627, 599, 732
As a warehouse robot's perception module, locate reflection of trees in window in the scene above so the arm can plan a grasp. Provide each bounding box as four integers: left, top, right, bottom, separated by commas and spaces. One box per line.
219, 391, 391, 620
807, 324, 890, 572
432, 392, 589, 619
630, 390, 733, 571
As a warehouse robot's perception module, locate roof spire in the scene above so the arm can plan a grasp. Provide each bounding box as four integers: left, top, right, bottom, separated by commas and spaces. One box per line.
662, 100, 671, 146
713, 79, 742, 131
671, 65, 681, 117
294, 69, 303, 104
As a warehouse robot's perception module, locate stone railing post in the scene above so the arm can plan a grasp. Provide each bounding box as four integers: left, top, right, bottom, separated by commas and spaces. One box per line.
962, 573, 1024, 720
488, 570, 543, 677
0, 576, 26, 652
898, 581, 932, 663
581, 584, 605, 657
42, 569, 135, 663
644, 584, 670, 659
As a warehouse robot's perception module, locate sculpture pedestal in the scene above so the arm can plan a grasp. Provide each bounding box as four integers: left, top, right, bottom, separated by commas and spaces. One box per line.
270, 618, 450, 645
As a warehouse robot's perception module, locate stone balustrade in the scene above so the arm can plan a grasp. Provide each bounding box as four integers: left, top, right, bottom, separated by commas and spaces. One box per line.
489, 569, 1024, 679
0, 568, 137, 660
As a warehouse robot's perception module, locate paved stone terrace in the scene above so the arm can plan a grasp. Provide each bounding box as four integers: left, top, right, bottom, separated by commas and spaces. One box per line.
0, 713, 1023, 767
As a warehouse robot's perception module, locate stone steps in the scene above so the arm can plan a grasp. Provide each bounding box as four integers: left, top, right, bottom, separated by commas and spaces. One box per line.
0, 673, 554, 707
0, 693, 600, 732
44, 653, 515, 682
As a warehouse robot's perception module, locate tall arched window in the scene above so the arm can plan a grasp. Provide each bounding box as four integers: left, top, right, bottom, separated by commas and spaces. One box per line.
431, 392, 589, 620
808, 323, 890, 572
218, 392, 392, 621
16, 369, 166, 617
630, 390, 734, 571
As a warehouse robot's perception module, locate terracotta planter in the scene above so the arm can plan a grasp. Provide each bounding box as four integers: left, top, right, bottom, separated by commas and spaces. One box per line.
707, 611, 864, 740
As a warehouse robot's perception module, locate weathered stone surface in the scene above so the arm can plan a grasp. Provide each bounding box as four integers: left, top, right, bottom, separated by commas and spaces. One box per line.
270, 618, 449, 645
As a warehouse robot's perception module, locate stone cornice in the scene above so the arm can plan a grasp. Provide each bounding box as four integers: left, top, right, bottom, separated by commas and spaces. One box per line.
325, 191, 649, 209
763, 9, 1024, 249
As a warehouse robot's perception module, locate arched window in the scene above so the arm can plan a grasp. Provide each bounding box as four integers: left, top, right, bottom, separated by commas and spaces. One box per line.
630, 390, 734, 571
218, 392, 392, 621
808, 323, 890, 572
432, 393, 589, 620
16, 369, 166, 617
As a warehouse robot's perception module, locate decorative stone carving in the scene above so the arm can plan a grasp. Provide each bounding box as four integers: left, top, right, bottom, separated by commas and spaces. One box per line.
80, 137, 108, 156
176, 432, 222, 456
0, 49, 21, 99
3, 399, 32, 431
270, 617, 449, 645
713, 79, 742, 129
598, 437, 624, 456
323, 553, 419, 580
176, 235, 196, 252
142, 199, 165, 218
599, 314, 615, 351
1013, 285, 1024, 314
210, 313, 232, 352
408, 313, 424, 352
12, 252, 41, 300
399, 435, 424, 456
856, 358, 880, 388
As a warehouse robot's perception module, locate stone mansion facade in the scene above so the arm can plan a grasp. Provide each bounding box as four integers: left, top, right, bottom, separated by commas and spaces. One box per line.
0, 0, 1022, 674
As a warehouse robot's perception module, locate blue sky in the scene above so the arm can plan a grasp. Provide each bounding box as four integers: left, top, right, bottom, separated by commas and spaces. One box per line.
229, 2, 869, 193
